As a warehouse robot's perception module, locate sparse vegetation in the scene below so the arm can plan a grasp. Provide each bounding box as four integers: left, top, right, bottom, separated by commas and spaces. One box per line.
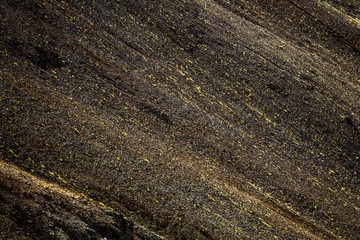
1, 0, 359, 239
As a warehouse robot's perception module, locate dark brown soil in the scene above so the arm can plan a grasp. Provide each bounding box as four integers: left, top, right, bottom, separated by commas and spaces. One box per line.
1, 0, 359, 239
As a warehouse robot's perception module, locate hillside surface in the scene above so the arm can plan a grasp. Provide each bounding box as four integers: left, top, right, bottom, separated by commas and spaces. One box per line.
1, 0, 360, 239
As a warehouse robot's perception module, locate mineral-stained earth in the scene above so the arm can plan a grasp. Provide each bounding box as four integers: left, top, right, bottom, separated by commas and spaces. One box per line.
1, 0, 360, 239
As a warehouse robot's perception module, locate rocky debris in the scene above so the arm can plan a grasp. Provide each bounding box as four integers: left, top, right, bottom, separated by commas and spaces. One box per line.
0, 162, 163, 240
1, 0, 360, 239
134, 225, 165, 240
